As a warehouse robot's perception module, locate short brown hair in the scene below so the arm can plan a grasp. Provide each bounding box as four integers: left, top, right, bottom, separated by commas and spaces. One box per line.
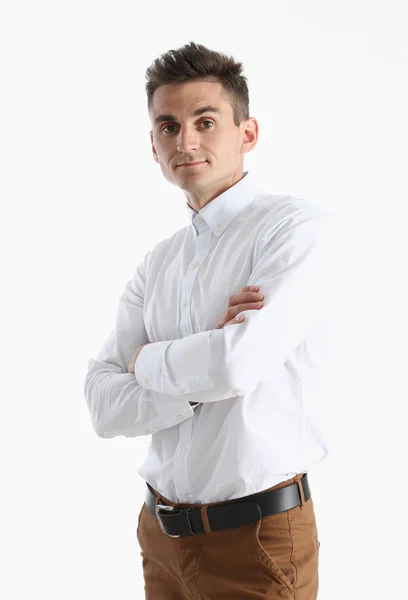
145, 41, 250, 127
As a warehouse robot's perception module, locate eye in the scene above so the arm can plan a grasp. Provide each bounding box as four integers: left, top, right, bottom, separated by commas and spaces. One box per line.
161, 120, 214, 134
162, 124, 176, 134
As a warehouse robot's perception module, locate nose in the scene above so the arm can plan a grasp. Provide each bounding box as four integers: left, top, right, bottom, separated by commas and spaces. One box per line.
176, 126, 200, 153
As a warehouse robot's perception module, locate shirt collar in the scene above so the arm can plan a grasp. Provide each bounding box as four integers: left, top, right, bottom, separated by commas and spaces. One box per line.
185, 170, 261, 240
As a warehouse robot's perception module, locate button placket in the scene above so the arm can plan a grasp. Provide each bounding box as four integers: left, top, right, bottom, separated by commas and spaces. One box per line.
174, 418, 194, 503
173, 221, 211, 504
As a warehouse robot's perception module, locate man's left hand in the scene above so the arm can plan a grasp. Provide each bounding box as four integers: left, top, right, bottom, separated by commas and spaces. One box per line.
128, 343, 151, 374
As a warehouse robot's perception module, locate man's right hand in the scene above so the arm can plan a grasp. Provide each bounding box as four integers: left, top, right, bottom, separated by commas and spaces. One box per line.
215, 285, 264, 329
189, 285, 264, 406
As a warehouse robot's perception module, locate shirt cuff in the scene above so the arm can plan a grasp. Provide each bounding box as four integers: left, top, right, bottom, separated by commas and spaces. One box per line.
134, 340, 171, 392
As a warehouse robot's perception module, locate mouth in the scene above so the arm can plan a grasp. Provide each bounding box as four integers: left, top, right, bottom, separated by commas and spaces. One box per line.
178, 161, 207, 168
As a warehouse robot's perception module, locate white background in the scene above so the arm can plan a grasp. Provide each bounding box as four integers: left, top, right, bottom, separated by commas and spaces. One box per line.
1, 1, 407, 599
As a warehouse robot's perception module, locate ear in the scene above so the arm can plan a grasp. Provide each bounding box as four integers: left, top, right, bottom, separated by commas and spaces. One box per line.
240, 118, 259, 155
150, 131, 159, 163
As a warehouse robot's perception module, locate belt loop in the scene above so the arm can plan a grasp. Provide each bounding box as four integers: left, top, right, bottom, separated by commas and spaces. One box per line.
200, 505, 212, 534
154, 494, 162, 524
147, 483, 163, 509
295, 473, 306, 510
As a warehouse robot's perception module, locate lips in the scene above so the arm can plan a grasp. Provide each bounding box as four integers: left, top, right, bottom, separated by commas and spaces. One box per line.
178, 161, 206, 167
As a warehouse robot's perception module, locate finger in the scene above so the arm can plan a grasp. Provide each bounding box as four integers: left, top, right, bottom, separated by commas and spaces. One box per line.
228, 301, 263, 319
224, 316, 244, 326
220, 300, 263, 328
228, 291, 263, 307
225, 311, 247, 325
225, 300, 265, 326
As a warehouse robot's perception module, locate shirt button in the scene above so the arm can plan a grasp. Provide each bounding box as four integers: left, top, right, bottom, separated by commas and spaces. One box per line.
179, 446, 186, 452
183, 300, 189, 307
192, 263, 200, 268
145, 380, 152, 387
182, 497, 190, 503
215, 224, 221, 230
143, 428, 150, 434
176, 414, 184, 421
175, 385, 182, 392
197, 218, 203, 224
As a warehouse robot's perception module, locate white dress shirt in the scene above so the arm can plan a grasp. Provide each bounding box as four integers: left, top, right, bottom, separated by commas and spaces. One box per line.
84, 170, 342, 504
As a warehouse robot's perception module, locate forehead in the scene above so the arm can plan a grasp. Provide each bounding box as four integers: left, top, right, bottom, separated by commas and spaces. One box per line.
150, 80, 231, 120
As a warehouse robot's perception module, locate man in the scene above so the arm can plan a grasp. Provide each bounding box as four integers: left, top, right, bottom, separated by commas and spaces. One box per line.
84, 41, 341, 599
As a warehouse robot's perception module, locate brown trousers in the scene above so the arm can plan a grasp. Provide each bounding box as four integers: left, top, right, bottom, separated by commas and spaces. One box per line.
136, 473, 320, 599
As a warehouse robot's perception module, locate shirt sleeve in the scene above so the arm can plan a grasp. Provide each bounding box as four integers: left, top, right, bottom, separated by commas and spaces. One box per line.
84, 254, 197, 439
134, 206, 341, 402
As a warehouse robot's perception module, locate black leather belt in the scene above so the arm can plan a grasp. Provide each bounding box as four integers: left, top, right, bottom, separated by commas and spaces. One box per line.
144, 474, 310, 538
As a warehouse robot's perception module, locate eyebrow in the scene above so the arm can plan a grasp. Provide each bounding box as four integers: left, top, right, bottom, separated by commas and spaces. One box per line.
153, 105, 221, 125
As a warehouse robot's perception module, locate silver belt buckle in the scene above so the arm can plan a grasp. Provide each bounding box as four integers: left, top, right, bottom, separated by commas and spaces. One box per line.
155, 503, 180, 538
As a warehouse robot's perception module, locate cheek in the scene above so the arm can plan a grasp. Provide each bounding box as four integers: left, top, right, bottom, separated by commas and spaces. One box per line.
156, 143, 172, 164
